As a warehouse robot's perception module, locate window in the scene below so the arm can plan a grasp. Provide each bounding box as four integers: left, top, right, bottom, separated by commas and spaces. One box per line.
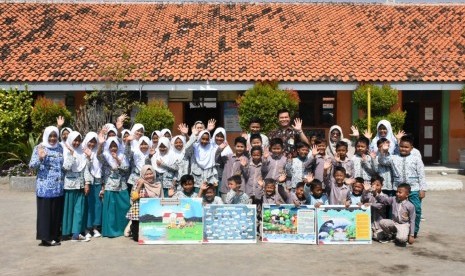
298, 91, 336, 128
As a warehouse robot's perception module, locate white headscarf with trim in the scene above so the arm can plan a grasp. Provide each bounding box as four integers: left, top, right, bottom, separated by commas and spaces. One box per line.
133, 136, 151, 171
212, 127, 233, 156
171, 135, 186, 161
83, 132, 101, 178
66, 131, 87, 172
103, 137, 125, 170
42, 126, 60, 149
370, 119, 397, 154
151, 137, 177, 174
193, 130, 216, 169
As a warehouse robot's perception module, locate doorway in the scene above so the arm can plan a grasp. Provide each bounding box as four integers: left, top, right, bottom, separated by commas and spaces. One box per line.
183, 91, 221, 129
402, 91, 442, 164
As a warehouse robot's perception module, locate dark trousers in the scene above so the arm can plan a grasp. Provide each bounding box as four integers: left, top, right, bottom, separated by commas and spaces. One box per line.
37, 196, 64, 241
130, 220, 139, 242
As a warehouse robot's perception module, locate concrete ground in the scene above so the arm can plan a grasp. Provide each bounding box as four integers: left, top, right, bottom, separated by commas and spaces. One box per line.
1, 176, 465, 276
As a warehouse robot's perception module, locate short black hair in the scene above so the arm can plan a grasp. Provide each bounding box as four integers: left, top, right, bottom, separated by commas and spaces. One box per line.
400, 134, 414, 146
234, 136, 247, 146
333, 166, 346, 176
296, 142, 310, 150
397, 183, 411, 193
314, 138, 327, 145
376, 137, 388, 147
249, 117, 262, 125
180, 174, 194, 185
354, 177, 365, 184
269, 138, 284, 148
356, 136, 370, 147
227, 175, 242, 185
335, 140, 348, 150
250, 133, 262, 142
277, 108, 290, 118
370, 174, 384, 185
310, 179, 323, 191
264, 178, 276, 186
250, 146, 263, 155
296, 182, 305, 189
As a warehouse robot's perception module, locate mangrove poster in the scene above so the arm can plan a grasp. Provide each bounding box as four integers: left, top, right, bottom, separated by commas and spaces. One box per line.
261, 204, 317, 244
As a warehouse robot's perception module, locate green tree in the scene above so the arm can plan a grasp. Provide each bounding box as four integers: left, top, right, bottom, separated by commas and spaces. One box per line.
30, 97, 73, 136
0, 88, 34, 161
134, 101, 175, 133
353, 84, 405, 133
236, 81, 300, 134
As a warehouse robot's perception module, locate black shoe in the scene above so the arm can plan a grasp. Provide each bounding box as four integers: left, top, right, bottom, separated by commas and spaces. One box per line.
52, 240, 61, 246
414, 233, 418, 239
39, 240, 52, 247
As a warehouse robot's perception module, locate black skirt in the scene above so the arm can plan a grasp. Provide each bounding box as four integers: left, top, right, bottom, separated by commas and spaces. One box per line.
36, 196, 64, 241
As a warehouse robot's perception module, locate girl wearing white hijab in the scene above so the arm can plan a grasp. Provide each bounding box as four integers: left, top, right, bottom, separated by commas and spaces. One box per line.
151, 137, 179, 197
187, 130, 219, 192
160, 128, 172, 140
171, 134, 197, 189
325, 125, 355, 158
82, 132, 102, 238
62, 131, 89, 242
98, 136, 130, 237
370, 120, 398, 154
126, 165, 162, 241
30, 126, 64, 246
126, 136, 151, 192
129, 123, 145, 150
60, 127, 72, 154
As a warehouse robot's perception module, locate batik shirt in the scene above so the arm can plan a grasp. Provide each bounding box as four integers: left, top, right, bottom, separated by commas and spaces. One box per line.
225, 190, 251, 204
29, 145, 64, 198
378, 153, 427, 192
98, 154, 129, 191
268, 127, 302, 156
285, 155, 313, 189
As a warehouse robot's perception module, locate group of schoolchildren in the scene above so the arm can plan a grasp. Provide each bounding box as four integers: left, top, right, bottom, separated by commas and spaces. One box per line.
31, 112, 426, 247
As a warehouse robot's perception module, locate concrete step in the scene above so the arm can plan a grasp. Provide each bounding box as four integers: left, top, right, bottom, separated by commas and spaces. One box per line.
424, 166, 464, 175
425, 176, 463, 191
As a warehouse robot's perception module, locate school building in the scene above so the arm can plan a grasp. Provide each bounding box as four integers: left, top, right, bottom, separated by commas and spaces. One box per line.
0, 2, 464, 165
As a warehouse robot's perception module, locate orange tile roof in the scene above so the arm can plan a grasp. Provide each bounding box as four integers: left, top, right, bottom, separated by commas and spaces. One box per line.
1, 3, 465, 82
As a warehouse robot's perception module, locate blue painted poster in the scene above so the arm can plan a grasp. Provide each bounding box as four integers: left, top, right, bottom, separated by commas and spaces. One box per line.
317, 205, 372, 245
203, 204, 257, 243
138, 198, 203, 244
261, 205, 317, 244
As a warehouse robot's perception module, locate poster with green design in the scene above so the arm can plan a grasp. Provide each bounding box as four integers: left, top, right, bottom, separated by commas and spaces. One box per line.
138, 198, 203, 244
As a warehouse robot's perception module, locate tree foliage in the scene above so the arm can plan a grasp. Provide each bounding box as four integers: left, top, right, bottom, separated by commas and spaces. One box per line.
236, 82, 300, 134
353, 84, 405, 133
30, 96, 73, 136
0, 88, 33, 143
134, 101, 175, 133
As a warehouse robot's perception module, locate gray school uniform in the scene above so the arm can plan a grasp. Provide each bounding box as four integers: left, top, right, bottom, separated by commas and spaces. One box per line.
372, 154, 394, 191
363, 192, 389, 231
84, 156, 102, 185
308, 194, 329, 206
262, 184, 287, 204
172, 191, 198, 199
311, 154, 329, 182
331, 157, 355, 178
243, 161, 269, 198
225, 190, 251, 204
264, 155, 287, 181
63, 152, 86, 190
216, 150, 248, 194
98, 154, 129, 191
376, 195, 416, 236
287, 192, 308, 205
285, 155, 313, 190
323, 176, 351, 205
378, 153, 427, 192
202, 196, 224, 206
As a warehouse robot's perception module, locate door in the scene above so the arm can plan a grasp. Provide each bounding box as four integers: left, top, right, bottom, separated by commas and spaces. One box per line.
184, 91, 221, 129
402, 91, 441, 164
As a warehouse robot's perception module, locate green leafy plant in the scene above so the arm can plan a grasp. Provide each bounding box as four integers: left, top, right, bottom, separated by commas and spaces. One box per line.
31, 96, 72, 136
0, 88, 33, 143
236, 81, 300, 134
134, 101, 175, 133
0, 133, 40, 176
353, 84, 405, 134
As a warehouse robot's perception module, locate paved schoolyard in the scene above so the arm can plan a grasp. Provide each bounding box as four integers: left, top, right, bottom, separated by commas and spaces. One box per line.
0, 178, 464, 276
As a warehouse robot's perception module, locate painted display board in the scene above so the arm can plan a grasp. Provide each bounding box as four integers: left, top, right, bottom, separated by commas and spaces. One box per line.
138, 198, 203, 244
316, 205, 372, 245
203, 204, 257, 243
261, 204, 317, 244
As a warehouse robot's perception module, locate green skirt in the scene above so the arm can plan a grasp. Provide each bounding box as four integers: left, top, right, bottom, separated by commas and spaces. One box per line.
62, 189, 87, 236
102, 190, 130, 237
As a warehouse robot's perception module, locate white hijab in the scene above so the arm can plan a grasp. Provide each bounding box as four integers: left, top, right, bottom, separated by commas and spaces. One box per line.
83, 132, 101, 178
133, 136, 151, 171
66, 131, 87, 172
130, 123, 145, 149
160, 129, 172, 139
212, 127, 233, 156
151, 137, 177, 174
103, 137, 125, 169
150, 130, 161, 148
60, 127, 72, 151
105, 126, 118, 139
42, 126, 60, 149
370, 120, 397, 154
194, 130, 216, 169
171, 135, 186, 161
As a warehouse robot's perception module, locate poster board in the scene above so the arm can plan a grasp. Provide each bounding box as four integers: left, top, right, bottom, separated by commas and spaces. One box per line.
261, 205, 317, 244
316, 205, 372, 245
138, 198, 203, 244
203, 204, 257, 243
